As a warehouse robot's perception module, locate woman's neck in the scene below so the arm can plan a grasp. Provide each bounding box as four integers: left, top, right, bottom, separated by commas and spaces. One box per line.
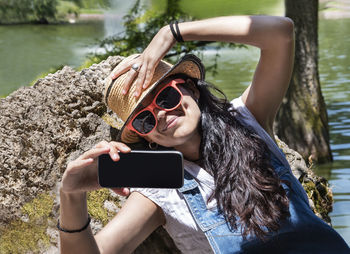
173, 132, 201, 162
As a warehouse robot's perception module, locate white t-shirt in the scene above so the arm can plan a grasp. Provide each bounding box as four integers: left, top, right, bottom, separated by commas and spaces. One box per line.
131, 97, 290, 253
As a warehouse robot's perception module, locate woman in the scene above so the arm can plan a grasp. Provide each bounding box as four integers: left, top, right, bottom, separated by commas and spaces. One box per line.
58, 16, 350, 253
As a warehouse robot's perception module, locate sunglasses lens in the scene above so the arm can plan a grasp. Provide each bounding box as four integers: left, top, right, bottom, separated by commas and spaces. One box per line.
132, 110, 156, 134
156, 86, 181, 109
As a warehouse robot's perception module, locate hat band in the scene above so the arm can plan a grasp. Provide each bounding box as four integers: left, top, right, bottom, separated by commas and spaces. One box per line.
104, 79, 115, 106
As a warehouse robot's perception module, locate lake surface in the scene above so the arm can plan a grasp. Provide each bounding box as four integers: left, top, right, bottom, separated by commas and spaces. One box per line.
0, 0, 349, 246
316, 18, 350, 244
0, 22, 105, 96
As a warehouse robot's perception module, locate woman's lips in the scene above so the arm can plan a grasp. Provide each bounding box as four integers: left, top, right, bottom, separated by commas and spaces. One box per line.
162, 116, 178, 132
160, 109, 183, 132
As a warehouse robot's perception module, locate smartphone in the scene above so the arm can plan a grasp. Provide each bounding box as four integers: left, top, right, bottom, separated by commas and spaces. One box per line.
98, 150, 184, 188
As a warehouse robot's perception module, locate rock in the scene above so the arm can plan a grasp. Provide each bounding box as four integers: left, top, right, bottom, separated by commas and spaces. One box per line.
0, 56, 333, 253
276, 137, 333, 224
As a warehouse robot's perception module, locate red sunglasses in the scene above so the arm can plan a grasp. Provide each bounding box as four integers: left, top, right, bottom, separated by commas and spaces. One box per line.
126, 78, 185, 136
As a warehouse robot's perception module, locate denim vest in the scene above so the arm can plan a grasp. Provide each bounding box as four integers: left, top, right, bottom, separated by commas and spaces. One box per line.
178, 153, 350, 254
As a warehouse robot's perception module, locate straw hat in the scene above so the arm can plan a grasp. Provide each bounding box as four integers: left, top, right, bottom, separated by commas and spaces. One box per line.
104, 54, 205, 143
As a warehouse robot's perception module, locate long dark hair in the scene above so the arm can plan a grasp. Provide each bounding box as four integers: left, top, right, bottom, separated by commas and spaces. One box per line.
187, 77, 290, 239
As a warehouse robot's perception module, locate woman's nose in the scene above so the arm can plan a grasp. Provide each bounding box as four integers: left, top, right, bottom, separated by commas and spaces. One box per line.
153, 108, 166, 120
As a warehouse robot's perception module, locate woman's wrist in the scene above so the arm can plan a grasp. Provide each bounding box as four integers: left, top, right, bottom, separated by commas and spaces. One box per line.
162, 25, 177, 44
60, 187, 86, 199
59, 188, 89, 231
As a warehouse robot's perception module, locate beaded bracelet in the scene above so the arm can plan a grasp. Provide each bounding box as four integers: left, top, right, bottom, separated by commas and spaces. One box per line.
169, 21, 184, 42
57, 214, 91, 233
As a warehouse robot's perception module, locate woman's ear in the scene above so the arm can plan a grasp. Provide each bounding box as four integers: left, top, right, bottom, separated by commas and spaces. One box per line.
186, 78, 200, 101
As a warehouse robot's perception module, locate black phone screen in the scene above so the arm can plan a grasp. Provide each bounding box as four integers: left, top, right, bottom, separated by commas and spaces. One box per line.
98, 150, 184, 188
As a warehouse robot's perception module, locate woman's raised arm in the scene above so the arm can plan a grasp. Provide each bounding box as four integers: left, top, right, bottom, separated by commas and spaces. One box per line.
112, 16, 294, 136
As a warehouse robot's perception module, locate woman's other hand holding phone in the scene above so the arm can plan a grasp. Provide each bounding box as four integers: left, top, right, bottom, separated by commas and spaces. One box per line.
60, 140, 131, 196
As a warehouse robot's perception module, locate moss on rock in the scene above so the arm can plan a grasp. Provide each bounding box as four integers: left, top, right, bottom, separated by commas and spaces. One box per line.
277, 137, 334, 224
87, 189, 122, 227
0, 193, 54, 254
300, 174, 333, 224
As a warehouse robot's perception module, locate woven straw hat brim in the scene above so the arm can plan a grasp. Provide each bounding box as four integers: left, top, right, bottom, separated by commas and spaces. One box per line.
104, 54, 205, 144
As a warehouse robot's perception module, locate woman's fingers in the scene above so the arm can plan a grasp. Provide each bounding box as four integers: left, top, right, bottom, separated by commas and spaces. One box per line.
94, 140, 110, 149
112, 55, 158, 97
109, 141, 131, 152
133, 64, 147, 98
111, 64, 130, 80
79, 146, 110, 161
143, 65, 155, 89
111, 57, 136, 80
109, 141, 131, 161
67, 158, 94, 175
92, 141, 131, 162
111, 187, 130, 196
122, 67, 139, 95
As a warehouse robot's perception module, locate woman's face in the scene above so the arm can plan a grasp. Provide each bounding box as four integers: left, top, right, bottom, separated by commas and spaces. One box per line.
146, 79, 201, 148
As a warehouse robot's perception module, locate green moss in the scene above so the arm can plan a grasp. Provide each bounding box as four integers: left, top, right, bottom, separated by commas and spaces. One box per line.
0, 220, 50, 254
87, 189, 121, 226
300, 177, 333, 223
22, 193, 54, 220
0, 193, 54, 254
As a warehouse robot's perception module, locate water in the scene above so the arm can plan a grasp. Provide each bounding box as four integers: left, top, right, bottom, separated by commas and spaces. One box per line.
0, 22, 105, 96
0, 0, 134, 97
316, 18, 350, 243
0, 0, 349, 246
104, 0, 135, 37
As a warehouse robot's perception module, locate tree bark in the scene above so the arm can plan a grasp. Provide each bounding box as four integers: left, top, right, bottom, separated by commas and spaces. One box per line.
275, 0, 332, 163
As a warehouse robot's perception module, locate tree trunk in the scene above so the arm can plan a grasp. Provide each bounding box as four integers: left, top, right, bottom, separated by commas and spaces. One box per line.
275, 0, 332, 163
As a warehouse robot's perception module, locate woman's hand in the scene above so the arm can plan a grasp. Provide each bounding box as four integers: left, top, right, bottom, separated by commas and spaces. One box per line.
60, 140, 131, 196
111, 26, 176, 98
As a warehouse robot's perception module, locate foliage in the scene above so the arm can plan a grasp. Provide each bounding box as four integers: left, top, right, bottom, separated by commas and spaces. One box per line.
32, 0, 58, 23
0, 0, 31, 23
78, 0, 111, 9
89, 0, 238, 75
56, 1, 80, 20
0, 0, 109, 24
0, 0, 57, 24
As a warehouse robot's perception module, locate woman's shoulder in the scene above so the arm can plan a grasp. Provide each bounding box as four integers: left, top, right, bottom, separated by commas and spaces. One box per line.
230, 96, 257, 123
230, 96, 276, 140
